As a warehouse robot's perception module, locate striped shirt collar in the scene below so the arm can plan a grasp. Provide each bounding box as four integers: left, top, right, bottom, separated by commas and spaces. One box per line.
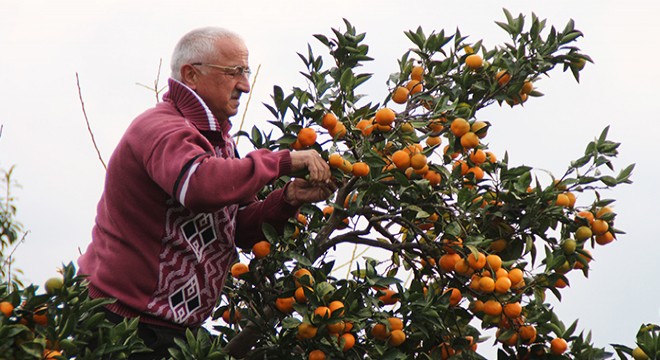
163, 78, 231, 135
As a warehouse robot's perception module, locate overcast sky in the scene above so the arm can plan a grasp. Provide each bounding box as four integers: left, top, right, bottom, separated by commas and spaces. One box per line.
1, 0, 659, 356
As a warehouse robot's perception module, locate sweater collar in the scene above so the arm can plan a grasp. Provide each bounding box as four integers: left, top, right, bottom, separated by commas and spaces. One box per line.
163, 78, 231, 134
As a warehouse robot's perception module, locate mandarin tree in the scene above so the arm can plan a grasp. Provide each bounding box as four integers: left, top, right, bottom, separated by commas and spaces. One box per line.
214, 11, 642, 360
1, 10, 655, 360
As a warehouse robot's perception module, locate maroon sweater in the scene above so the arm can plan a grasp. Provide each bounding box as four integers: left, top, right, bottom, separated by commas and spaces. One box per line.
78, 78, 297, 328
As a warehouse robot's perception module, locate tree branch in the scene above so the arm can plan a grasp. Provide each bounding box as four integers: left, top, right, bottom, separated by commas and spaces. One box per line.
76, 73, 107, 170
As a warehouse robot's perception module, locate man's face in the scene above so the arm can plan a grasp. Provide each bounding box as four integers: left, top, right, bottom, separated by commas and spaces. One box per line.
192, 37, 251, 123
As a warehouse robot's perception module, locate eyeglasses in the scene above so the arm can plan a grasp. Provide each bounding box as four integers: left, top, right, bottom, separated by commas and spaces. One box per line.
191, 63, 252, 79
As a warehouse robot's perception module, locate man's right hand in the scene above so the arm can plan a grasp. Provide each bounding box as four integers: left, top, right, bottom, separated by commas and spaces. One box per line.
290, 150, 331, 183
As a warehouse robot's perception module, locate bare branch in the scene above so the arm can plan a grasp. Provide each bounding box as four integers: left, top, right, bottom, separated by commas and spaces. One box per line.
236, 64, 261, 146
76, 73, 107, 170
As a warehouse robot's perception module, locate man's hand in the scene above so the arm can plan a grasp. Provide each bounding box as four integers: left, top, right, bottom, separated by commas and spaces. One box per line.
290, 150, 331, 183
284, 178, 337, 207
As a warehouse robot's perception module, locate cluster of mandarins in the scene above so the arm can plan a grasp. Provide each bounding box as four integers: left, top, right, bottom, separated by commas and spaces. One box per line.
0, 276, 65, 359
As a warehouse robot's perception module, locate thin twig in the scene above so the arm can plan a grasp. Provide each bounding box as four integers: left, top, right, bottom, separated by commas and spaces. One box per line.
0, 124, 3, 139
76, 73, 107, 170
135, 59, 167, 104
4, 231, 29, 285
236, 64, 261, 146
154, 58, 163, 103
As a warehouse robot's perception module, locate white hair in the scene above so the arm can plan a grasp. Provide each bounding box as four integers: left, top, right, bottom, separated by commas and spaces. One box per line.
170, 27, 243, 80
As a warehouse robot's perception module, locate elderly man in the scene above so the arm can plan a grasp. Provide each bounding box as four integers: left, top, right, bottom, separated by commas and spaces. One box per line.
78, 27, 334, 359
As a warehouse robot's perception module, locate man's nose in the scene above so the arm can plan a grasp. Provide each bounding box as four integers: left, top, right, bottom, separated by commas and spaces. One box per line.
237, 75, 250, 93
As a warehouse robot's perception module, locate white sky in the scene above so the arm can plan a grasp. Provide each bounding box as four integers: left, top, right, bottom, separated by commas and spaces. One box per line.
1, 0, 659, 356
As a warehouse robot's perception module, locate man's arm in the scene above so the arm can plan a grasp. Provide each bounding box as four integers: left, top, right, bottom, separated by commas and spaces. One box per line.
234, 178, 337, 249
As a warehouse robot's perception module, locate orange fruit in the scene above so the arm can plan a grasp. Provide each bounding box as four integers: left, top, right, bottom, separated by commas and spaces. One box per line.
327, 320, 346, 334
495, 70, 511, 86
424, 170, 442, 186
298, 127, 317, 147
496, 268, 509, 279
565, 192, 577, 207
454, 258, 474, 276
555, 194, 570, 207
391, 150, 411, 170
483, 299, 503, 316
388, 317, 404, 330
428, 118, 445, 132
469, 149, 487, 164
339, 332, 356, 351
297, 213, 308, 226
503, 302, 522, 318
405, 79, 423, 94
460, 132, 479, 148
374, 108, 396, 126
321, 113, 338, 130
0, 301, 14, 317
295, 286, 311, 303
230, 263, 249, 278
450, 118, 470, 137
575, 226, 593, 241
290, 140, 303, 150
328, 153, 344, 168
389, 329, 407, 346
313, 306, 331, 320
550, 338, 568, 355
521, 80, 534, 95
444, 287, 462, 306
252, 240, 271, 259
392, 86, 410, 104
43, 350, 63, 360
400, 122, 414, 133
351, 162, 370, 177
596, 206, 614, 219
275, 297, 295, 314
471, 120, 488, 138
486, 254, 502, 271
489, 238, 507, 252
222, 308, 242, 324
339, 159, 353, 174
329, 122, 347, 139
453, 160, 469, 175
467, 166, 484, 181
470, 299, 485, 314
495, 277, 512, 293
518, 325, 537, 342
33, 311, 48, 326
297, 322, 318, 339
411, 65, 424, 81
591, 219, 609, 235
486, 151, 497, 163
356, 118, 375, 136
439, 253, 461, 273
467, 252, 487, 270
410, 153, 427, 170
595, 231, 614, 245
508, 268, 524, 284
425, 135, 441, 147
371, 323, 390, 340
308, 349, 326, 360
465, 54, 483, 69
378, 288, 399, 305
294, 268, 314, 287
576, 211, 595, 225
479, 277, 495, 293
329, 300, 345, 317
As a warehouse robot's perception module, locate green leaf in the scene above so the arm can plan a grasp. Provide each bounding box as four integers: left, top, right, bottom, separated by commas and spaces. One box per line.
261, 223, 278, 243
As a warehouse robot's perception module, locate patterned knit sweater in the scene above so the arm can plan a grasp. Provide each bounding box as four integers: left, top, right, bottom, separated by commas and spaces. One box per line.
78, 78, 297, 328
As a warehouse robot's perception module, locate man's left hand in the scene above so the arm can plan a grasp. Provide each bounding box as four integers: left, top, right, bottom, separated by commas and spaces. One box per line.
283, 178, 337, 207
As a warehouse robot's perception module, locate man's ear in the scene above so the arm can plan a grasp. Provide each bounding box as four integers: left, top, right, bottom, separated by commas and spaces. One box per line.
180, 64, 198, 89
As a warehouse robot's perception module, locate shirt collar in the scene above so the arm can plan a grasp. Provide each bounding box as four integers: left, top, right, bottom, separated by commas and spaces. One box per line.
162, 78, 231, 134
